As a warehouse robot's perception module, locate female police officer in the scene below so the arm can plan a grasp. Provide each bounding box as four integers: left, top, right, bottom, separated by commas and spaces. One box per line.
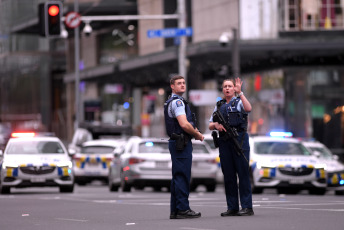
164, 75, 204, 219
208, 78, 254, 216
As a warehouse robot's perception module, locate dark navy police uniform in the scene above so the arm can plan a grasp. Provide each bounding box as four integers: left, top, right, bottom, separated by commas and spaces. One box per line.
164, 94, 195, 214
209, 96, 252, 211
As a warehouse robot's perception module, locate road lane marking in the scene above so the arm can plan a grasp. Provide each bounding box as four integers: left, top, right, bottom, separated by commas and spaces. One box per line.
55, 218, 89, 222
180, 227, 216, 230
259, 207, 344, 212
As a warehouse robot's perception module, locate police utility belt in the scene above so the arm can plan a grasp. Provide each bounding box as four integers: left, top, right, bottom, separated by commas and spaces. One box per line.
170, 133, 191, 151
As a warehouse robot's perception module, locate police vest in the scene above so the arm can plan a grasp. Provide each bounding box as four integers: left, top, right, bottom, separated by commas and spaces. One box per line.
217, 97, 248, 131
164, 95, 194, 137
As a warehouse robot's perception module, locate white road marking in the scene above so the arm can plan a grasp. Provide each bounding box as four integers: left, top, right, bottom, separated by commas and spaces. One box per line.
55, 218, 89, 222
180, 227, 216, 230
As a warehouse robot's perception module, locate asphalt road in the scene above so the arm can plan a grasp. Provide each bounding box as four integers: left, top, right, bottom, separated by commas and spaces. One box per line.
0, 184, 343, 230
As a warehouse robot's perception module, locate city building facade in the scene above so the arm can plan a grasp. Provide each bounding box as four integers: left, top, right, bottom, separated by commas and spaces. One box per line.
0, 0, 343, 155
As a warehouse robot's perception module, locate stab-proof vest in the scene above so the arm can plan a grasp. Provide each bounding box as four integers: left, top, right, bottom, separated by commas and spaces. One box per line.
217, 97, 248, 131
164, 95, 194, 137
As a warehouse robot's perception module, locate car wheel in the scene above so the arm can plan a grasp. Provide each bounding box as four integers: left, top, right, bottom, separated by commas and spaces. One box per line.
309, 188, 326, 195
153, 186, 161, 192
59, 185, 74, 193
206, 183, 216, 192
335, 190, 344, 195
109, 182, 119, 192
190, 183, 197, 192
250, 173, 263, 194
120, 173, 131, 192
0, 185, 10, 194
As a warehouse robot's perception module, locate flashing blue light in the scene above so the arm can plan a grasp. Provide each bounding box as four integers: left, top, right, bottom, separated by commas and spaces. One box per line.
145, 142, 154, 147
216, 97, 222, 102
269, 131, 293, 137
123, 102, 130, 109
340, 180, 344, 185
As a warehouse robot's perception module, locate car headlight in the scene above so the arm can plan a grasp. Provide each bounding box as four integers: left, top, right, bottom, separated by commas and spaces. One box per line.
57, 161, 73, 168
315, 163, 327, 170
256, 162, 276, 169
2, 162, 18, 169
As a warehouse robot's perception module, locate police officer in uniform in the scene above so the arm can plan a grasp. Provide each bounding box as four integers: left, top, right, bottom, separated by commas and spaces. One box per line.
164, 75, 204, 219
209, 78, 254, 216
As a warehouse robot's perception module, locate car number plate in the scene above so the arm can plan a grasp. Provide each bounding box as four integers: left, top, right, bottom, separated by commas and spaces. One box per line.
31, 178, 46, 183
156, 161, 168, 168
289, 179, 304, 184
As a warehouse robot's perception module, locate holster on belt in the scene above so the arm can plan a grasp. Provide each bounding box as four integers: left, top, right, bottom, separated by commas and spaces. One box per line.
171, 133, 189, 151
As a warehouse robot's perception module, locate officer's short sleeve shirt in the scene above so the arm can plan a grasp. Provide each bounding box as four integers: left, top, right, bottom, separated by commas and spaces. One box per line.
168, 94, 186, 118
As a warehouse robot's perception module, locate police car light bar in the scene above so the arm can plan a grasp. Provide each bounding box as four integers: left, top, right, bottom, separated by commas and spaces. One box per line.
11, 132, 36, 138
269, 131, 293, 138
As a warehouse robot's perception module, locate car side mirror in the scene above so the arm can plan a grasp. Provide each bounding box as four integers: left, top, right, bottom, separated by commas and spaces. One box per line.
332, 155, 339, 161
0, 149, 3, 156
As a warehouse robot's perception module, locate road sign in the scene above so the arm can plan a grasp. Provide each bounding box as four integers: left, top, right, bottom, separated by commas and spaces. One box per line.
147, 27, 192, 38
65, 11, 81, 29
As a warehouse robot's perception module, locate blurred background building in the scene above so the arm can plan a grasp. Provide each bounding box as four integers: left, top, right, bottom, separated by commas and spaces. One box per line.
0, 0, 344, 156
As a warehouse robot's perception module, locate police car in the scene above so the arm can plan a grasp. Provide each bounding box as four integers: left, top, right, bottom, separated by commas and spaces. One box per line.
249, 133, 327, 195
302, 140, 344, 195
72, 139, 125, 185
0, 132, 74, 194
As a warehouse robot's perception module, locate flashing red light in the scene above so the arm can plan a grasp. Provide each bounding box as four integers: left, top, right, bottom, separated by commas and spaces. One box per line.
48, 5, 59, 16
11, 132, 36, 138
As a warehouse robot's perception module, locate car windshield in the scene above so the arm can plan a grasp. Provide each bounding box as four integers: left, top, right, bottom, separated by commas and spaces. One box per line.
138, 142, 170, 153
254, 141, 311, 156
7, 141, 65, 154
80, 146, 115, 154
204, 139, 216, 150
309, 146, 333, 159
193, 144, 210, 154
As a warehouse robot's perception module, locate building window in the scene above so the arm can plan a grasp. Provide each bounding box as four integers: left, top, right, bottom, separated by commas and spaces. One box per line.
280, 0, 344, 31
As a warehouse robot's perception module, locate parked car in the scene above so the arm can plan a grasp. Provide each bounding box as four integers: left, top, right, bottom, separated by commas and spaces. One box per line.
71, 139, 126, 185
203, 132, 223, 183
302, 140, 344, 195
0, 122, 12, 151
0, 132, 74, 194
108, 136, 218, 192
249, 135, 327, 195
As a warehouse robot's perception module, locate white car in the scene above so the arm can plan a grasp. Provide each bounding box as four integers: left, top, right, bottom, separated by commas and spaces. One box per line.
0, 133, 74, 194
72, 139, 125, 185
249, 136, 327, 195
108, 136, 217, 192
302, 140, 344, 195
203, 132, 223, 183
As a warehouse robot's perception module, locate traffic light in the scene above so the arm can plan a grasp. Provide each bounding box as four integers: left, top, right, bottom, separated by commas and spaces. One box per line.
38, 1, 62, 37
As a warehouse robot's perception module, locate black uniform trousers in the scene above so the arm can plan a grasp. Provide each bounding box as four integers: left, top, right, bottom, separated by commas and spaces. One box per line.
218, 131, 252, 210
169, 140, 192, 213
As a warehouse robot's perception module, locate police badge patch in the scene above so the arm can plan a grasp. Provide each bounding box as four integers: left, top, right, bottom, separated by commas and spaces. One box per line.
176, 100, 183, 107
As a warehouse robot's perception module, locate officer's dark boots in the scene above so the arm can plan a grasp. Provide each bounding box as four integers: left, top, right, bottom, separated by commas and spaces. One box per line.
237, 208, 254, 216
175, 209, 201, 219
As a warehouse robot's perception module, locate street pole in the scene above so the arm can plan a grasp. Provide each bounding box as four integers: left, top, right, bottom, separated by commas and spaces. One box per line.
178, 0, 187, 98
232, 28, 240, 78
74, 0, 80, 129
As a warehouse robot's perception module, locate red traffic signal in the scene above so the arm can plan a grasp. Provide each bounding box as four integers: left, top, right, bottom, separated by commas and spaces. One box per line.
48, 5, 60, 17
38, 1, 62, 37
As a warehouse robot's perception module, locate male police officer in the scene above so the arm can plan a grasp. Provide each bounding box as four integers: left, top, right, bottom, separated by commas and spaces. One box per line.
164, 75, 204, 219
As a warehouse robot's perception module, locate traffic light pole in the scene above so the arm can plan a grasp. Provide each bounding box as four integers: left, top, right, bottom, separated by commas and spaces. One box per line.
74, 0, 80, 129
